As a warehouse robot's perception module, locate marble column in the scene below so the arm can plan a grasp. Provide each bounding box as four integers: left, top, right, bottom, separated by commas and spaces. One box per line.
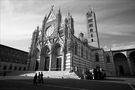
111, 52, 117, 76
37, 55, 40, 70
49, 54, 52, 71
61, 53, 65, 71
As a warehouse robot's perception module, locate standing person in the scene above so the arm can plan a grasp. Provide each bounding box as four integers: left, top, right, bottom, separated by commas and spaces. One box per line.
40, 72, 44, 84
33, 73, 37, 85
38, 72, 41, 83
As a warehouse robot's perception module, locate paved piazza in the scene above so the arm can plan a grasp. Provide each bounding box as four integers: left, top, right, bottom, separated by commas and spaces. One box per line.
0, 76, 134, 90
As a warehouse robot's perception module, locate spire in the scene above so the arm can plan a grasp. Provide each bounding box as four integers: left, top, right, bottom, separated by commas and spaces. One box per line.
56, 8, 62, 29
58, 8, 61, 14
37, 26, 39, 31
68, 12, 70, 18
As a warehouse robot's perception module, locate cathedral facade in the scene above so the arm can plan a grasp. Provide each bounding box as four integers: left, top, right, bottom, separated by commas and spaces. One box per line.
28, 7, 106, 74
28, 7, 135, 77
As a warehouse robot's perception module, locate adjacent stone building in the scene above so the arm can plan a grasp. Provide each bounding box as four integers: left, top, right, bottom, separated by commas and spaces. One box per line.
105, 49, 135, 76
0, 44, 28, 73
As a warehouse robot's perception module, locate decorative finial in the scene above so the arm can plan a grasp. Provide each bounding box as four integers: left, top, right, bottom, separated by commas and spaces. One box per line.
58, 8, 61, 13
51, 5, 54, 11
68, 12, 70, 16
37, 26, 39, 30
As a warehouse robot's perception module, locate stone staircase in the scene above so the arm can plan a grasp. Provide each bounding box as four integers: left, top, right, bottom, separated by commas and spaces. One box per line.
7, 71, 81, 79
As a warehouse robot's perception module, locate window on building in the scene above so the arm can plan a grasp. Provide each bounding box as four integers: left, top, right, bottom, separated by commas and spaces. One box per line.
87, 13, 92, 17
19, 67, 22, 71
88, 19, 93, 23
81, 46, 83, 57
9, 64, 12, 70
106, 54, 110, 63
14, 66, 17, 70
3, 65, 7, 70
23, 67, 26, 71
74, 42, 78, 55
91, 39, 94, 42
90, 29, 93, 32
91, 34, 93, 37
95, 53, 99, 62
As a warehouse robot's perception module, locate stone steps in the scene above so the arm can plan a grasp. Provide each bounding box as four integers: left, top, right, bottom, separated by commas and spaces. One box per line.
8, 71, 81, 79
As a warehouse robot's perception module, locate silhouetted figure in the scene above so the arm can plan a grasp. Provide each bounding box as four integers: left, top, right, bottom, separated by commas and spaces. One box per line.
33, 73, 37, 85
38, 72, 41, 83
40, 72, 44, 84
93, 68, 97, 80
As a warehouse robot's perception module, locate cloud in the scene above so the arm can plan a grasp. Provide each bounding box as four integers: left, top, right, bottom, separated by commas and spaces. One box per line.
111, 42, 135, 50
103, 42, 135, 51
0, 0, 135, 51
1, 38, 31, 51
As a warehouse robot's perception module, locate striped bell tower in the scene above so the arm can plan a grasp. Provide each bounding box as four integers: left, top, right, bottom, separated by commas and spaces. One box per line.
86, 8, 100, 48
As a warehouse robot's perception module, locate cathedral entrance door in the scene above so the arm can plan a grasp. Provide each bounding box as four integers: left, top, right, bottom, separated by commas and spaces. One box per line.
44, 57, 50, 71
35, 60, 39, 71
56, 58, 61, 71
118, 65, 124, 76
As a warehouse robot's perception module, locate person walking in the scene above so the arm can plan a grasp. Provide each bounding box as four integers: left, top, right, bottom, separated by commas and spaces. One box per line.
33, 73, 38, 85
38, 72, 41, 83
40, 72, 44, 84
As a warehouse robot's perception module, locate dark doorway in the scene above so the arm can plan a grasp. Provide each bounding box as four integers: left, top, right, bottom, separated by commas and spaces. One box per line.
113, 53, 130, 76
56, 58, 61, 71
44, 57, 50, 71
35, 60, 39, 71
119, 65, 124, 76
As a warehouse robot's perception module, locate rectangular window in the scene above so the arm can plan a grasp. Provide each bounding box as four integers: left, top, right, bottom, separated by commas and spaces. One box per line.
81, 46, 83, 57
95, 53, 99, 62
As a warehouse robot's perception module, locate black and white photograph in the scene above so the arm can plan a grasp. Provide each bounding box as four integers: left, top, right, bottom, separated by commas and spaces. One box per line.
0, 0, 135, 90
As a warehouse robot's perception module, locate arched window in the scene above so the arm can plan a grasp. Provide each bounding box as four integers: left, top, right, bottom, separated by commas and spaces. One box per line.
91, 34, 93, 37
90, 29, 93, 32
9, 64, 12, 70
3, 65, 7, 70
95, 53, 99, 62
74, 42, 78, 55
91, 39, 94, 42
14, 66, 17, 70
106, 54, 110, 63
81, 46, 83, 57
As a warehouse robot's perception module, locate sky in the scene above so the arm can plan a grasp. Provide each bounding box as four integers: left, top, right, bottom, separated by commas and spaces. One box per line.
0, 0, 135, 52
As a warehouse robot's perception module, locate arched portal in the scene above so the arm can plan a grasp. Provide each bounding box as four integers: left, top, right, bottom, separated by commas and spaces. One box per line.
35, 60, 39, 71
51, 43, 62, 71
40, 46, 50, 71
33, 48, 40, 71
113, 53, 130, 76
129, 51, 135, 75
